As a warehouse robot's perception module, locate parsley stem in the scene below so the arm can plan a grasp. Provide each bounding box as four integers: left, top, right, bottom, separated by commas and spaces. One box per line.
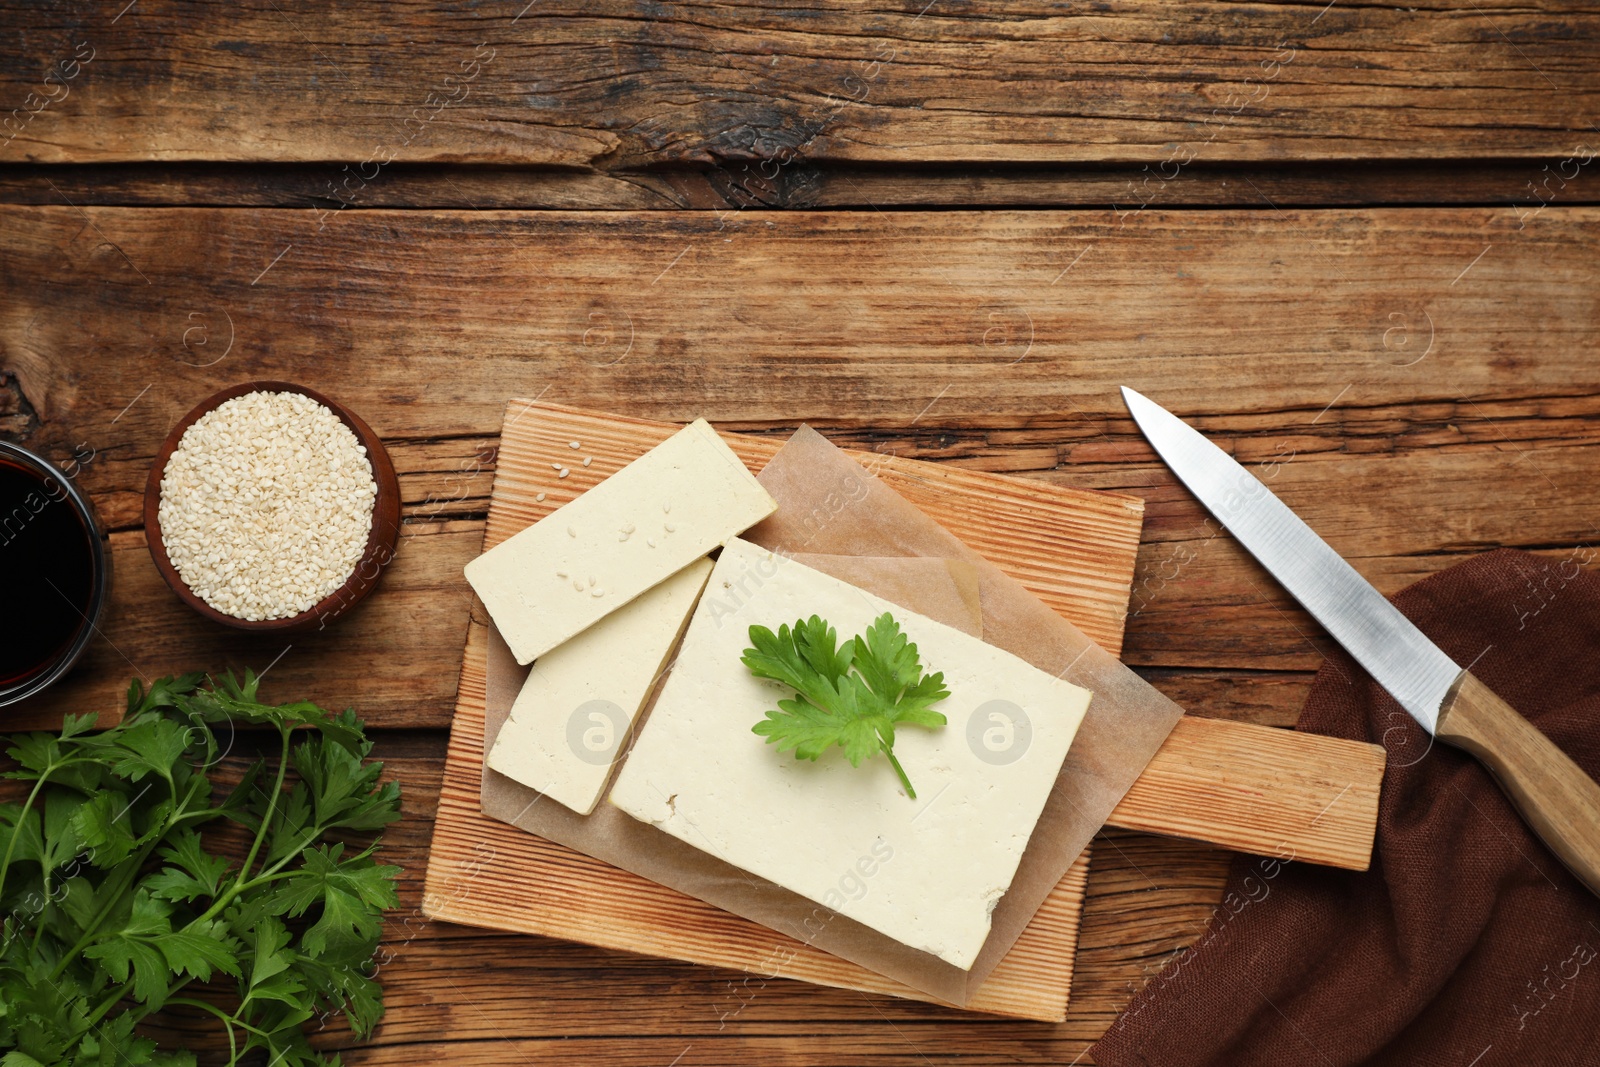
85, 977, 196, 1044
0, 756, 82, 906
237, 823, 331, 885
233, 724, 292, 891
168, 997, 240, 1064
168, 999, 272, 1041
50, 768, 204, 984
50, 832, 163, 983
82, 977, 134, 1030
116, 976, 194, 1032
28, 907, 45, 955
188, 817, 334, 935
885, 749, 917, 799
188, 728, 312, 933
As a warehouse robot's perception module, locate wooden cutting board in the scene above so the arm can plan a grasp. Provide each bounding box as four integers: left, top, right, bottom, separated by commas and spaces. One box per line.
423, 400, 1384, 1023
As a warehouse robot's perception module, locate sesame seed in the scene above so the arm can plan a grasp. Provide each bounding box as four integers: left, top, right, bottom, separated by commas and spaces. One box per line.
157, 390, 377, 621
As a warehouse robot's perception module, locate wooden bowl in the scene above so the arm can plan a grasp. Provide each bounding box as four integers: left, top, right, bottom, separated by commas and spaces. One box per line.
144, 380, 402, 633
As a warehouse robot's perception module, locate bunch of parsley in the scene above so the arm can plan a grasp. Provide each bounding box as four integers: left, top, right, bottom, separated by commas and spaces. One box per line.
0, 671, 402, 1066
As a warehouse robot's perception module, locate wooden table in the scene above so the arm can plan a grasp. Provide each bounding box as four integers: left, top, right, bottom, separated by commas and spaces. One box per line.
2, 3, 1596, 1062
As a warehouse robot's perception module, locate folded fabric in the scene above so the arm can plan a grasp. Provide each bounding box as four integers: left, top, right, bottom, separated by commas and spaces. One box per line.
1092, 548, 1600, 1067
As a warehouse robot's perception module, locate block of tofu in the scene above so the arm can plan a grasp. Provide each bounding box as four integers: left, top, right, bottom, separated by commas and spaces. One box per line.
608, 538, 1092, 970
488, 557, 713, 815
465, 418, 777, 664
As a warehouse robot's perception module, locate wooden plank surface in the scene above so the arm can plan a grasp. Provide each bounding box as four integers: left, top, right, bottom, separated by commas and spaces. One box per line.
4, 206, 1597, 731
7, 160, 1600, 213
5, 1, 1598, 1060
1112, 715, 1380, 865
4, 207, 1598, 443
4, 199, 1596, 1061
1, 2, 1595, 167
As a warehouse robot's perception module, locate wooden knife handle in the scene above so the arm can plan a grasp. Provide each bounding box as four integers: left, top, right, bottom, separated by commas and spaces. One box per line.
1436, 672, 1600, 897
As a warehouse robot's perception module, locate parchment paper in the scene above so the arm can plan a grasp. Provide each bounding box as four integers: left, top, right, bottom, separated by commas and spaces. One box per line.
480, 426, 1184, 1004
790, 553, 983, 638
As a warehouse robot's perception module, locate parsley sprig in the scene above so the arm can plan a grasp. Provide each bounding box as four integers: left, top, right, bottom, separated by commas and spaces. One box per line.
0, 671, 402, 1067
745, 613, 950, 798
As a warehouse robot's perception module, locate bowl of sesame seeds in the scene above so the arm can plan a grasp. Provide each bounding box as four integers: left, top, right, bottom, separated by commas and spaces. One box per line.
144, 381, 402, 632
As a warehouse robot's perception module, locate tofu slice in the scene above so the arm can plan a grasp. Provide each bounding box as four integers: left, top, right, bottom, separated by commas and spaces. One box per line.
489, 557, 713, 815
466, 418, 777, 664
608, 538, 1092, 970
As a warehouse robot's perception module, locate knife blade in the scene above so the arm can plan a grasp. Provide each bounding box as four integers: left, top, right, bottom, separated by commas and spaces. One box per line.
1122, 385, 1600, 897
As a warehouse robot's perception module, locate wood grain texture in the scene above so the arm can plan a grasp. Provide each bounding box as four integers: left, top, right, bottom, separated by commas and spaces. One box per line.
0, 3, 1595, 166
1437, 671, 1600, 897
1113, 715, 1382, 869
4, 193, 1596, 1061
4, 207, 1598, 445
10, 520, 479, 733
4, 205, 1595, 735
31, 396, 1599, 738
4, 160, 1596, 211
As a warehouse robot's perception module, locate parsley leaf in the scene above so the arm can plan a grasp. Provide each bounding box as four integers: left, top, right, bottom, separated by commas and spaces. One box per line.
83, 891, 182, 1009
144, 829, 231, 903
746, 612, 951, 798
272, 842, 400, 957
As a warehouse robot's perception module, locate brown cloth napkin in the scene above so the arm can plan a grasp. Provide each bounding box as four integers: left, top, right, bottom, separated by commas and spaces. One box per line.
1092, 548, 1600, 1067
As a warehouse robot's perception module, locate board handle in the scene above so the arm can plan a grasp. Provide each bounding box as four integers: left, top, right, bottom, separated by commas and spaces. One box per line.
1436, 672, 1600, 898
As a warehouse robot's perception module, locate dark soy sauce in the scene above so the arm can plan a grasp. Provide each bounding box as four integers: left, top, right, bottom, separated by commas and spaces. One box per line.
0, 458, 94, 686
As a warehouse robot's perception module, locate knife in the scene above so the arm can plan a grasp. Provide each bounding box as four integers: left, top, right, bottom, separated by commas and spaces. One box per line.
1121, 386, 1600, 897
